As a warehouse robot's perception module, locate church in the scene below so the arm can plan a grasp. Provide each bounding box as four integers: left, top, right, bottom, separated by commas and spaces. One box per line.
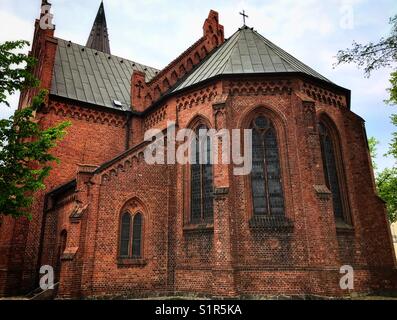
0, 1, 396, 299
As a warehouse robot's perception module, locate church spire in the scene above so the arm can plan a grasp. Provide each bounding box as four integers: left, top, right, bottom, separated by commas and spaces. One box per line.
86, 1, 111, 54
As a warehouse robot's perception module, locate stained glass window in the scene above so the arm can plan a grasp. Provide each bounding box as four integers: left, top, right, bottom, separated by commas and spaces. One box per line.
250, 116, 284, 216
132, 213, 142, 258
190, 125, 214, 223
120, 213, 131, 257
319, 123, 344, 220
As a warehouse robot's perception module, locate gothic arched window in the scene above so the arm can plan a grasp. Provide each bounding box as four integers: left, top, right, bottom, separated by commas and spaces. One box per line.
250, 116, 285, 216
132, 213, 143, 259
318, 122, 345, 221
119, 213, 131, 257
191, 125, 214, 223
119, 212, 143, 258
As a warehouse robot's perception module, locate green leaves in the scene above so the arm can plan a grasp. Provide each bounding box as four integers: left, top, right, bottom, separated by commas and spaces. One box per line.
0, 40, 70, 219
368, 137, 379, 171
0, 40, 39, 107
0, 89, 70, 219
376, 167, 397, 223
336, 14, 397, 223
335, 38, 397, 77
386, 72, 397, 105
335, 14, 397, 104
388, 114, 397, 159
369, 121, 397, 223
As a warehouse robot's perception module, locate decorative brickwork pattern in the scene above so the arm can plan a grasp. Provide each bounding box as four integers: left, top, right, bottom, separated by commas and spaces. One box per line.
131, 11, 224, 112
1, 6, 396, 299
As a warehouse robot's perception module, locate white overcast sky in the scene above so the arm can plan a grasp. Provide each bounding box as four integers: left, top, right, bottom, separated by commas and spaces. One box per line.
0, 0, 396, 170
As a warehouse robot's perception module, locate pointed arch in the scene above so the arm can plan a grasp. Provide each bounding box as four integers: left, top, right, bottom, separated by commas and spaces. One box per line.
318, 113, 351, 223
163, 78, 170, 90
179, 64, 186, 76
118, 197, 147, 259
186, 113, 212, 130
154, 85, 162, 99
171, 71, 178, 83
186, 58, 194, 71
250, 115, 284, 216
194, 52, 201, 63
240, 105, 290, 219
184, 115, 214, 225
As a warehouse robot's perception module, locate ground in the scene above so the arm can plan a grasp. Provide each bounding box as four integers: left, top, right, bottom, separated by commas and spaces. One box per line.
2, 293, 397, 300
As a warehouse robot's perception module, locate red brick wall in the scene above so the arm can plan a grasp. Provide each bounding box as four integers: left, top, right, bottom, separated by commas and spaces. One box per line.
40, 100, 128, 184
139, 77, 394, 298
54, 147, 175, 298
30, 101, 128, 292
0, 217, 30, 296
0, 17, 58, 296
2, 73, 396, 298
0, 97, 130, 296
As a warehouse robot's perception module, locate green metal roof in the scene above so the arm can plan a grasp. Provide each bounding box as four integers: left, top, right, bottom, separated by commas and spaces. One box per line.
51, 26, 334, 111
173, 26, 332, 92
51, 38, 159, 111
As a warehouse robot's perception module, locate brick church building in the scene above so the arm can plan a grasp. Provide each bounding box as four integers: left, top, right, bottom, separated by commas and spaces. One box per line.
0, 1, 396, 298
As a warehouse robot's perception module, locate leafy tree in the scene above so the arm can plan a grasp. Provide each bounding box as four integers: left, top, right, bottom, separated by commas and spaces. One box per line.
0, 40, 39, 106
0, 40, 70, 219
336, 14, 397, 105
368, 137, 379, 170
336, 14, 397, 223
386, 71, 397, 105
367, 137, 397, 223
387, 114, 397, 159
376, 168, 397, 223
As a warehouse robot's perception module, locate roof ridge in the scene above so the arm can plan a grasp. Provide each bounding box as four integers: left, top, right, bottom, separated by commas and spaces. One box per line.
216, 29, 243, 75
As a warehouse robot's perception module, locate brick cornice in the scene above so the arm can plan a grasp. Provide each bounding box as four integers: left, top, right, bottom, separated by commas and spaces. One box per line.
45, 100, 127, 128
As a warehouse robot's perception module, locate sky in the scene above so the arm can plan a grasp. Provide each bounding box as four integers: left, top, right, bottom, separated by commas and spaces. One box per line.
0, 0, 396, 170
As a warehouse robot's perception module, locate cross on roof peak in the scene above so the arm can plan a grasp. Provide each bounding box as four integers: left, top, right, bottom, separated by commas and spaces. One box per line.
239, 10, 248, 25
